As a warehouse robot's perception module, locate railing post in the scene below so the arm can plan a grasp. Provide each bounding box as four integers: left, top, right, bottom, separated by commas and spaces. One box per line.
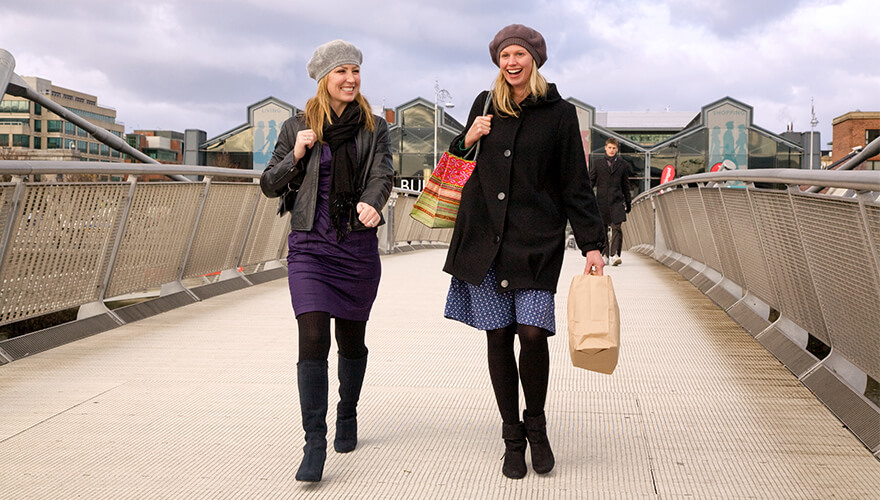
171, 176, 213, 289
77, 175, 139, 321
230, 186, 262, 279
0, 176, 26, 273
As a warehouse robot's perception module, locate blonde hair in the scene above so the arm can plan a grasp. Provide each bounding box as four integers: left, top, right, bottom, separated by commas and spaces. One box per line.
304, 75, 375, 142
491, 60, 548, 118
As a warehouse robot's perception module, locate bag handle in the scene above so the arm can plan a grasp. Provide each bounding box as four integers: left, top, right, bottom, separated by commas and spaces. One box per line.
463, 91, 493, 161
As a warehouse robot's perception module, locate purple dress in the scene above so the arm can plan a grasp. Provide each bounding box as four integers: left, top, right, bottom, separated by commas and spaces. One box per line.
286, 143, 381, 321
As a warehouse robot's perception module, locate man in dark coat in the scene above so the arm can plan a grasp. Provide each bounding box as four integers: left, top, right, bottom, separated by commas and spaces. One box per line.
589, 137, 632, 266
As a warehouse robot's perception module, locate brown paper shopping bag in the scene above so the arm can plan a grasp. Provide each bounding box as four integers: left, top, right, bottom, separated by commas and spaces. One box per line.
567, 273, 620, 374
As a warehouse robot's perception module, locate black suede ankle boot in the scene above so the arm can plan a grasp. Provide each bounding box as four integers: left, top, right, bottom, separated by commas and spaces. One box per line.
501, 422, 528, 479
295, 360, 328, 482
523, 410, 555, 474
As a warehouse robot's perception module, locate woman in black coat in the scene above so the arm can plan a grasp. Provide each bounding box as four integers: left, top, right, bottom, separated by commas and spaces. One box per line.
443, 24, 606, 479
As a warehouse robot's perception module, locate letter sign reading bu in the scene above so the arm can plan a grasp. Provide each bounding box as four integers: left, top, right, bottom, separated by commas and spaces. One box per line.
661, 165, 676, 184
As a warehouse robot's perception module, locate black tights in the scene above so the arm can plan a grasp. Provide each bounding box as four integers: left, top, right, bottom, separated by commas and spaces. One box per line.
486, 324, 550, 424
296, 311, 368, 362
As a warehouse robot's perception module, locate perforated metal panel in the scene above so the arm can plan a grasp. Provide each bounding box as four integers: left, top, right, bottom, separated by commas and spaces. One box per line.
688, 188, 722, 272
183, 184, 256, 277
792, 193, 880, 381
0, 183, 127, 323
701, 188, 744, 286
105, 183, 202, 298
750, 190, 828, 341
720, 189, 778, 307
672, 189, 704, 262
240, 192, 291, 268
654, 194, 682, 255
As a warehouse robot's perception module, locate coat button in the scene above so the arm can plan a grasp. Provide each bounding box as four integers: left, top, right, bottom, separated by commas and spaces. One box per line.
497, 192, 506, 200
500, 279, 509, 288
503, 149, 511, 157
494, 235, 500, 244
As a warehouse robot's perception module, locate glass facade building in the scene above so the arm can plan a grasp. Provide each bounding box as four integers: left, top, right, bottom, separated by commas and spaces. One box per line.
569, 96, 804, 194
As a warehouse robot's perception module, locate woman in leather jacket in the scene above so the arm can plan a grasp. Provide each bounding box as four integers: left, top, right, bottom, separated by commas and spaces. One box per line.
259, 39, 393, 483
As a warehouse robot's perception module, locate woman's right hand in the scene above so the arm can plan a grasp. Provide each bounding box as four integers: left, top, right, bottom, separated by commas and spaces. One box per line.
293, 129, 318, 162
463, 114, 493, 149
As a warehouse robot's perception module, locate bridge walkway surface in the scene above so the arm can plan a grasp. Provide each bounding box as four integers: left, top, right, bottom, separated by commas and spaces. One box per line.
1, 249, 878, 499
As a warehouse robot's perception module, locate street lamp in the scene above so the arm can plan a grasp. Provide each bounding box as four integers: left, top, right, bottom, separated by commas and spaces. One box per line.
433, 80, 454, 166
809, 97, 819, 170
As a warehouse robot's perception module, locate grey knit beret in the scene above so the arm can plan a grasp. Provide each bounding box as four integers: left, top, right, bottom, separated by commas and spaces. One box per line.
307, 39, 363, 82
489, 24, 547, 68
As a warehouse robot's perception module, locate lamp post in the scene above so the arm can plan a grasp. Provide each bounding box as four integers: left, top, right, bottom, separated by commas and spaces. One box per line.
433, 80, 454, 166
809, 97, 819, 170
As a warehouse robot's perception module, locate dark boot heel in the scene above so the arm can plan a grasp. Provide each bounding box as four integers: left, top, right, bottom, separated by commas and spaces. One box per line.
295, 360, 328, 482
501, 422, 528, 479
523, 410, 555, 474
335, 352, 368, 453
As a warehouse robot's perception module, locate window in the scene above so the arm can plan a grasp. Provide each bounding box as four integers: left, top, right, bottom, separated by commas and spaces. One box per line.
47, 120, 62, 133
77, 127, 88, 137
0, 100, 29, 112
86, 100, 96, 106
0, 134, 8, 146
64, 138, 75, 149
65, 122, 76, 135
77, 140, 87, 153
867, 129, 879, 145
47, 137, 62, 149
101, 144, 110, 156
34, 120, 42, 132
74, 97, 85, 103
12, 134, 30, 147
34, 103, 42, 115
89, 142, 99, 155
62, 94, 74, 100
33, 137, 41, 149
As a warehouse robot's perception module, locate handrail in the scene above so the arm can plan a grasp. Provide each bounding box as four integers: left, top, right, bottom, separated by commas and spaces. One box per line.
633, 168, 880, 203
0, 160, 261, 179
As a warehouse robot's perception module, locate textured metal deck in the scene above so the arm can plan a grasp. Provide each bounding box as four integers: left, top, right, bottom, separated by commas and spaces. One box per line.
1, 249, 878, 499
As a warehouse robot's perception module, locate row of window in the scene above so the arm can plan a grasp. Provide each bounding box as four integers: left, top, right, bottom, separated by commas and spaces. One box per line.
0, 133, 120, 157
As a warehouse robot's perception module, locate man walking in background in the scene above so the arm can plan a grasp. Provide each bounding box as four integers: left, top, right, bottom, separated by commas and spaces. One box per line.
589, 138, 632, 266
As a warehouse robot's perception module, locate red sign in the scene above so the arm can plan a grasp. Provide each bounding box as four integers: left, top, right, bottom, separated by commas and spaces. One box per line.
710, 162, 723, 172
660, 165, 676, 184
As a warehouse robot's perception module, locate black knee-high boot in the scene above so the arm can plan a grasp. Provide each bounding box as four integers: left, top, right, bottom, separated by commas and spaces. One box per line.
295, 360, 328, 482
334, 352, 367, 453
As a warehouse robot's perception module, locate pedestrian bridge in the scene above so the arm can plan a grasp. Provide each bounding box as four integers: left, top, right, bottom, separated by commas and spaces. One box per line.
0, 163, 878, 498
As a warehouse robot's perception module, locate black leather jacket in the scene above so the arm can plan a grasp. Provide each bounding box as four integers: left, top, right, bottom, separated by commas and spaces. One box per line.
260, 113, 394, 231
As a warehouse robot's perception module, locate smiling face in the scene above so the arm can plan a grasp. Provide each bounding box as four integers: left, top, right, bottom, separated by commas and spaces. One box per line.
498, 44, 533, 97
326, 64, 360, 115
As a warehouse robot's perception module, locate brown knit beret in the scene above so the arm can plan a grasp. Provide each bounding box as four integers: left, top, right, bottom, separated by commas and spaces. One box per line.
489, 24, 547, 68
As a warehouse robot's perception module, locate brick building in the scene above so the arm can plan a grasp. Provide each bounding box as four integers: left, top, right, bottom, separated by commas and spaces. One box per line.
831, 111, 880, 169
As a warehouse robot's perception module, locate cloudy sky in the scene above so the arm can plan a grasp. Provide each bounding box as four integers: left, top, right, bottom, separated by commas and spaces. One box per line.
2, 0, 877, 146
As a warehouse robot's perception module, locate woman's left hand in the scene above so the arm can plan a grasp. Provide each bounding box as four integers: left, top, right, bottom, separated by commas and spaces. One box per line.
357, 202, 381, 227
585, 249, 605, 276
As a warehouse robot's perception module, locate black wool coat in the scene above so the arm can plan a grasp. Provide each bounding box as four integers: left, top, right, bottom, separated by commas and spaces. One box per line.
443, 85, 606, 293
589, 154, 633, 225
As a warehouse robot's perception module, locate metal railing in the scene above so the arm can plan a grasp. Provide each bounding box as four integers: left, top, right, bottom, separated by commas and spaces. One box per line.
0, 162, 452, 361
621, 168, 880, 456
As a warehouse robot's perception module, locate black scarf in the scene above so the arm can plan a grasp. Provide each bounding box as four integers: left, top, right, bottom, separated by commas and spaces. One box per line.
323, 104, 365, 241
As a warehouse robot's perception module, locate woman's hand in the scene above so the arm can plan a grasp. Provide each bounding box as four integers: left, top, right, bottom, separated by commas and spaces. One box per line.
463, 114, 493, 149
293, 129, 318, 162
357, 202, 381, 227
585, 249, 605, 276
